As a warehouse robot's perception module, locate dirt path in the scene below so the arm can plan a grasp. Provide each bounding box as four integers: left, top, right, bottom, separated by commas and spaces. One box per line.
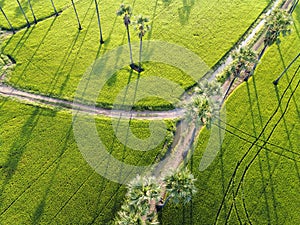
0, 84, 183, 120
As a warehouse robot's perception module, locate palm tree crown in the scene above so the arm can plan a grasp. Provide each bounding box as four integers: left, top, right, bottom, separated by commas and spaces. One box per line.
117, 3, 132, 26
264, 9, 293, 46
133, 15, 151, 38
164, 168, 197, 204
227, 48, 258, 79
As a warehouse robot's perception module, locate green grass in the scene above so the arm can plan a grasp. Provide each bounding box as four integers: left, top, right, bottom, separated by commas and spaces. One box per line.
161, 6, 300, 224
0, 97, 175, 224
1, 0, 270, 110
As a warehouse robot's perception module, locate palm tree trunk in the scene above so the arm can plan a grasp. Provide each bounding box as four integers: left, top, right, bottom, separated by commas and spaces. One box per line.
244, 44, 267, 81
71, 0, 82, 30
16, 0, 30, 28
126, 24, 134, 66
289, 0, 299, 14
50, 0, 59, 16
94, 0, 104, 44
139, 35, 143, 72
156, 195, 172, 212
0, 7, 15, 34
28, 0, 37, 24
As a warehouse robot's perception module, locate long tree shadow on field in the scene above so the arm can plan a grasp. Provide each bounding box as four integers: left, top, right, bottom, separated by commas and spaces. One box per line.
274, 79, 300, 182
46, 30, 81, 96
178, 0, 195, 25
245, 81, 272, 224
3, 26, 34, 56
89, 70, 136, 224
0, 108, 41, 216
277, 46, 300, 118
14, 17, 57, 86
31, 124, 73, 224
250, 75, 279, 223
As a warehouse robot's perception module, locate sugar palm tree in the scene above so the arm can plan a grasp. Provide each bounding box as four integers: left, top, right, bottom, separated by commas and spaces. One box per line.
185, 80, 222, 132
133, 15, 151, 72
16, 0, 30, 28
185, 94, 212, 129
164, 167, 197, 205
28, 0, 37, 24
71, 0, 82, 30
115, 175, 161, 224
224, 48, 257, 92
264, 9, 292, 47
126, 175, 161, 216
244, 10, 292, 81
50, 0, 58, 16
94, 0, 104, 44
115, 204, 144, 225
0, 7, 15, 34
117, 3, 134, 67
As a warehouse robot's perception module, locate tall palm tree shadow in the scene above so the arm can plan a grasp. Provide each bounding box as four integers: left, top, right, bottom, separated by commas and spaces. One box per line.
0, 107, 41, 215
178, 0, 195, 25
274, 86, 300, 182
251, 75, 279, 223
246, 81, 273, 223
47, 31, 81, 96
31, 124, 73, 225
277, 46, 300, 117
14, 16, 57, 86
51, 0, 97, 97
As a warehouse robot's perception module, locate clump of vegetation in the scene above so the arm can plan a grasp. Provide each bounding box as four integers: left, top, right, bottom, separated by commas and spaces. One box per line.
184, 80, 222, 129
0, 31, 15, 81
115, 167, 197, 225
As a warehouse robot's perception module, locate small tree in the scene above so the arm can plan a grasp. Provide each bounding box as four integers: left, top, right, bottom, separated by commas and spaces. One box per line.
224, 48, 257, 92
133, 15, 151, 72
126, 175, 161, 216
185, 80, 222, 130
16, 0, 30, 28
71, 0, 82, 30
28, 0, 37, 24
264, 9, 292, 47
164, 167, 197, 205
115, 204, 144, 225
244, 9, 292, 82
117, 3, 134, 67
115, 175, 161, 224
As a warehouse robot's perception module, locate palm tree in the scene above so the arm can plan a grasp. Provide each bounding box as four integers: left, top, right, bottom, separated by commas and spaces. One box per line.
264, 9, 292, 47
133, 15, 151, 72
117, 3, 134, 68
126, 175, 161, 216
115, 175, 161, 225
0, 7, 15, 34
28, 0, 37, 24
163, 167, 197, 205
224, 48, 257, 95
185, 94, 212, 129
244, 9, 292, 82
94, 0, 104, 44
50, 0, 59, 16
16, 0, 30, 28
71, 0, 82, 30
115, 204, 144, 225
